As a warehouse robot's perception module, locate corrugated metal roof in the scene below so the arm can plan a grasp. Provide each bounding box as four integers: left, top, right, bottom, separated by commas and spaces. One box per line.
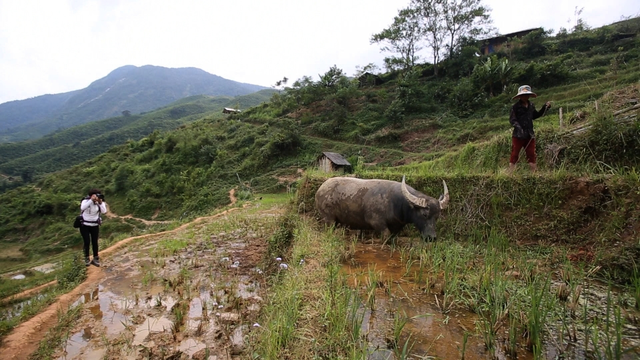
321, 152, 351, 166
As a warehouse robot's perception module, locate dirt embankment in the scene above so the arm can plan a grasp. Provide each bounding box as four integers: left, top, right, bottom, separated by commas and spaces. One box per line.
1, 190, 249, 360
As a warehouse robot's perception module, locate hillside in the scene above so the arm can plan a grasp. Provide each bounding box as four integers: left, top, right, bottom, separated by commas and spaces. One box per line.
0, 17, 639, 359
0, 65, 268, 142
0, 17, 638, 269
0, 89, 276, 181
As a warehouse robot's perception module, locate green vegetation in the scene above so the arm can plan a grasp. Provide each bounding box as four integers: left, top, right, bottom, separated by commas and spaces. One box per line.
251, 212, 367, 358
0, 255, 86, 339
0, 90, 276, 181
1, 15, 639, 276
1, 15, 640, 359
0, 65, 269, 143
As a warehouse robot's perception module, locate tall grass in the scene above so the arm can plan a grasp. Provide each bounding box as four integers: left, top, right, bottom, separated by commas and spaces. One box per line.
251, 213, 366, 359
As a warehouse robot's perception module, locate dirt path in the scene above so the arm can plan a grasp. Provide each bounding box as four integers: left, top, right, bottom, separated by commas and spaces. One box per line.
0, 280, 58, 305
229, 188, 237, 205
103, 204, 172, 226
0, 203, 247, 360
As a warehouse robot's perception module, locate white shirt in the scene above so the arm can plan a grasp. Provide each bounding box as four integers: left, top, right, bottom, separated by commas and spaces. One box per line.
80, 199, 107, 226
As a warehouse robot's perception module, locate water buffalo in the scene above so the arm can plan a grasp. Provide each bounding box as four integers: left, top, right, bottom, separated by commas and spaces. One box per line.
315, 176, 449, 240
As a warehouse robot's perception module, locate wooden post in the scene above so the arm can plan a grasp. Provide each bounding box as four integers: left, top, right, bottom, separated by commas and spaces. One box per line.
595, 100, 598, 112
559, 107, 564, 129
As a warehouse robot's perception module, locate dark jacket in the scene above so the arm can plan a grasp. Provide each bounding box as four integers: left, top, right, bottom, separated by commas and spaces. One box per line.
510, 100, 549, 139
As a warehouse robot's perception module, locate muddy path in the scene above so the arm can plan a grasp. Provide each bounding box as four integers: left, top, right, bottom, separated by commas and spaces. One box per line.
2, 189, 241, 306
0, 199, 262, 360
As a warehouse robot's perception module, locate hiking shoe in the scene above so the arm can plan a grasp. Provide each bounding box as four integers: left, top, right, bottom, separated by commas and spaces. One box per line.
85, 257, 91, 266
91, 257, 100, 267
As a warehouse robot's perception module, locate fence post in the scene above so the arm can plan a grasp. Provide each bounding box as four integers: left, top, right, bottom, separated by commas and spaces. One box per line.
559, 107, 564, 129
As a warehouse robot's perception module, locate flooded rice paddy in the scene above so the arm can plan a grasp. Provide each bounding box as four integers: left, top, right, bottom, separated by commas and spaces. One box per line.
52, 211, 274, 360
343, 241, 640, 359
8, 203, 639, 359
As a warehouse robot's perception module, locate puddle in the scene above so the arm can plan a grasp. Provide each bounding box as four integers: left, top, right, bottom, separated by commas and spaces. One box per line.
343, 243, 640, 359
0, 294, 46, 322
85, 285, 132, 336
57, 329, 92, 360
132, 316, 173, 345
344, 244, 491, 359
51, 212, 272, 359
188, 297, 202, 318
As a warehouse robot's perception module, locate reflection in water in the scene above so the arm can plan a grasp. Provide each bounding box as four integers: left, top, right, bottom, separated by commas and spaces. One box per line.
344, 243, 491, 360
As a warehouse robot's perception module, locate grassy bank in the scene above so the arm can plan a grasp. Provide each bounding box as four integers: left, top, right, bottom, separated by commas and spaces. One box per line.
297, 171, 640, 284
0, 255, 86, 341
250, 211, 368, 358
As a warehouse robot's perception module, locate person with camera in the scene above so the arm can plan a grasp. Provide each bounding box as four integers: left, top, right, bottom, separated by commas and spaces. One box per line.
80, 189, 107, 266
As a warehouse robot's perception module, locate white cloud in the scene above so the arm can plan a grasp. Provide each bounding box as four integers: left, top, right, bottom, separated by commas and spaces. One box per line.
0, 0, 638, 104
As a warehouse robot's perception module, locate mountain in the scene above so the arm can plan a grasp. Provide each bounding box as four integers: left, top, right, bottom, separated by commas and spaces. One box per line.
0, 65, 268, 142
0, 89, 277, 178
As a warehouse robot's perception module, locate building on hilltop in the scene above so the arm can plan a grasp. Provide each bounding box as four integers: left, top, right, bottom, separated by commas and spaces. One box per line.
317, 152, 351, 173
357, 72, 382, 87
223, 107, 241, 114
480, 28, 542, 55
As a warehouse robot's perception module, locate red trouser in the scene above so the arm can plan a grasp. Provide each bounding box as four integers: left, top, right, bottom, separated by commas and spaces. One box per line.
510, 137, 536, 164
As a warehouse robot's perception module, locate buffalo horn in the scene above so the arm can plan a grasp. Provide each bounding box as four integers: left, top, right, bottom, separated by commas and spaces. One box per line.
401, 175, 427, 208
439, 180, 450, 210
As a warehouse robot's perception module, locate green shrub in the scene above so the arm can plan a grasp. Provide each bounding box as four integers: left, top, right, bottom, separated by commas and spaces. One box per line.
268, 213, 299, 257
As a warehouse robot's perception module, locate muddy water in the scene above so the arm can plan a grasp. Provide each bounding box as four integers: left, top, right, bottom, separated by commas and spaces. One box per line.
344, 243, 495, 359
343, 242, 640, 360
52, 215, 272, 360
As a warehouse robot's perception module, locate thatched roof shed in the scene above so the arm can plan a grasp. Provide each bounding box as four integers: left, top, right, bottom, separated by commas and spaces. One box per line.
318, 152, 351, 173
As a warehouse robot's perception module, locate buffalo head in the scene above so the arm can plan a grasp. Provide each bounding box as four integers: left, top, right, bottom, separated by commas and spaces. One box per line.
400, 175, 449, 240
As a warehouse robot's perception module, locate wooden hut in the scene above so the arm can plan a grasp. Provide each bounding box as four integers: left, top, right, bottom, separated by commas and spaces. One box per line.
222, 107, 241, 114
318, 152, 351, 173
357, 72, 382, 87
479, 28, 542, 55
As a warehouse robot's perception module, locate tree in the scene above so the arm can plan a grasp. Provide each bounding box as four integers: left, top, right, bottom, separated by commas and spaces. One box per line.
410, 0, 492, 76
318, 65, 346, 88
411, 0, 447, 76
21, 167, 34, 183
273, 77, 289, 93
472, 55, 512, 97
371, 8, 423, 71
570, 6, 590, 33
442, 0, 493, 58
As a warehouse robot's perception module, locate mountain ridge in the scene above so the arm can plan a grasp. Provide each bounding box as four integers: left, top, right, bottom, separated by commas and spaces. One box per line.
0, 65, 268, 142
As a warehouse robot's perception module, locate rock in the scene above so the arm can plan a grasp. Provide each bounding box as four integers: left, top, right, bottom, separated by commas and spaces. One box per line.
230, 326, 247, 355
219, 312, 240, 324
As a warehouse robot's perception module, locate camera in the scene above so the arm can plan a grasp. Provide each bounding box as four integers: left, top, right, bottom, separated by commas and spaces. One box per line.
96, 193, 105, 201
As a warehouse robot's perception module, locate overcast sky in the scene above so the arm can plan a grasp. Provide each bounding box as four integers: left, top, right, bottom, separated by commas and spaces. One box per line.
0, 0, 638, 104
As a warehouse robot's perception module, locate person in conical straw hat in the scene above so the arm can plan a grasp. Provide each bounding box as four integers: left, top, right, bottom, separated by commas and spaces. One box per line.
508, 85, 552, 173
